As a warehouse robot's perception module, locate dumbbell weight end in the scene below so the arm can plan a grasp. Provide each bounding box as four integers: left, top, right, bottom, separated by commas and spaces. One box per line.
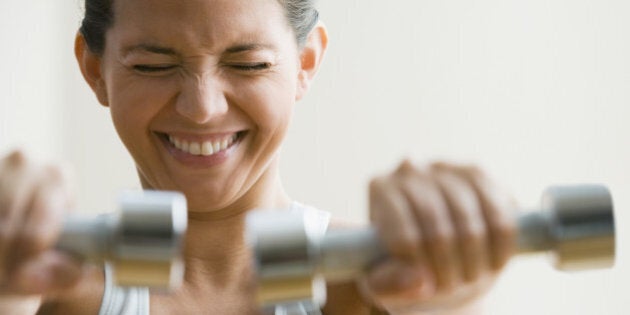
56, 190, 188, 289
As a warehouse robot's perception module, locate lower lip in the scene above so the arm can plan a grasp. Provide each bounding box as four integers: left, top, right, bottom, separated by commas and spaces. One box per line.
157, 133, 243, 168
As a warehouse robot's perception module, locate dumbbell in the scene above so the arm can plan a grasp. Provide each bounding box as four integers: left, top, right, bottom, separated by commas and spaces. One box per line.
248, 184, 615, 306
56, 190, 187, 289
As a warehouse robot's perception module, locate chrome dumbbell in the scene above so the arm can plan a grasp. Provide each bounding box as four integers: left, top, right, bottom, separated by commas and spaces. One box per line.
248, 184, 615, 306
56, 190, 187, 289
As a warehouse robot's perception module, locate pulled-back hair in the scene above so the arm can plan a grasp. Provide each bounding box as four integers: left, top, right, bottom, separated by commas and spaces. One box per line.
80, 0, 319, 55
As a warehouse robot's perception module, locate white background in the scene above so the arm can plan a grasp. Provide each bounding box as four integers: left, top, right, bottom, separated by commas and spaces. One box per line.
1, 1, 628, 314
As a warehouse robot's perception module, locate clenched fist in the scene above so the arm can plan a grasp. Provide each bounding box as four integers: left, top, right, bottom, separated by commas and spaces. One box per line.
361, 161, 516, 313
0, 150, 81, 296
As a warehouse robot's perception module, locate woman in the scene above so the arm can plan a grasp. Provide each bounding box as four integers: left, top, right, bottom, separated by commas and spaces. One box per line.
0, 0, 516, 314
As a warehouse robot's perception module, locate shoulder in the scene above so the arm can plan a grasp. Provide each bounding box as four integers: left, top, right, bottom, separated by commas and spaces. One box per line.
37, 266, 104, 315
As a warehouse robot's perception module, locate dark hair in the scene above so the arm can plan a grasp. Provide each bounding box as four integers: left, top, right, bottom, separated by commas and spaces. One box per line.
280, 0, 319, 46
80, 0, 319, 55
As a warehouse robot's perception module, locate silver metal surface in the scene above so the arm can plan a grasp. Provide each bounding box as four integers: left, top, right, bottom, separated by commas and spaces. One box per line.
56, 190, 187, 289
250, 184, 615, 306
542, 185, 615, 270
248, 211, 327, 306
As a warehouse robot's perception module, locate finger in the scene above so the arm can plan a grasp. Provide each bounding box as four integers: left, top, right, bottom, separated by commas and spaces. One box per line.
5, 251, 83, 295
431, 164, 488, 282
369, 173, 420, 261
396, 162, 459, 291
16, 165, 72, 261
0, 153, 38, 279
360, 259, 436, 307
454, 165, 517, 270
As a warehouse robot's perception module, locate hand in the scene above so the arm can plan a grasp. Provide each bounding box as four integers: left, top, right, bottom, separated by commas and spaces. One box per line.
360, 160, 517, 314
0, 150, 82, 296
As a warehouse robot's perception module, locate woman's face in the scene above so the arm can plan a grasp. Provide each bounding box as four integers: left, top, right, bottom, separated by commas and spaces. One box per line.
96, 0, 307, 213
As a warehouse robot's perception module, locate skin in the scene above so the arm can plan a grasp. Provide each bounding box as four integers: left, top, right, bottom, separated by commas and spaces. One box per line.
0, 0, 517, 314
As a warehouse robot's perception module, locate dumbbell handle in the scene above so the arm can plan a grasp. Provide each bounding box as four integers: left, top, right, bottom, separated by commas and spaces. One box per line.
55, 190, 188, 289
57, 214, 115, 263
319, 215, 607, 281
316, 185, 615, 282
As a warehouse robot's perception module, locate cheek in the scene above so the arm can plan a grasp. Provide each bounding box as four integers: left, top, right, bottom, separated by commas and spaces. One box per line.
235, 73, 298, 133
107, 73, 177, 147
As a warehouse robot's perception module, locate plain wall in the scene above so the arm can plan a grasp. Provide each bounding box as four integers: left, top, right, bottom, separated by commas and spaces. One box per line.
0, 1, 63, 158
1, 1, 628, 314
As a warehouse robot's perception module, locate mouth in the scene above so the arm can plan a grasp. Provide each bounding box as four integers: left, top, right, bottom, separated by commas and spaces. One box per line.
156, 131, 246, 157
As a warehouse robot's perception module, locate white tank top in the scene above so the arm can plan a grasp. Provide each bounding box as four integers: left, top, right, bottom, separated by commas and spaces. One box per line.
98, 202, 331, 315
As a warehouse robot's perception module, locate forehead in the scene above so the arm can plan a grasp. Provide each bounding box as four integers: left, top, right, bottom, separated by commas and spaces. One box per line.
108, 0, 292, 53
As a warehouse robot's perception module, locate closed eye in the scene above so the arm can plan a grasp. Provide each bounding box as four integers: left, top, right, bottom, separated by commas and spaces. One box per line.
133, 64, 177, 73
230, 63, 272, 71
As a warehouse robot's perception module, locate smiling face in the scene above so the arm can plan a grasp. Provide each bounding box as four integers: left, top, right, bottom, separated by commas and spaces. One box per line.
78, 0, 324, 215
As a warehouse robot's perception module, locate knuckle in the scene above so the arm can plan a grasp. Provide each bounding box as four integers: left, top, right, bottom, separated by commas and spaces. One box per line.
368, 176, 389, 194
396, 159, 415, 174
5, 150, 28, 167
402, 174, 440, 204
432, 167, 468, 193
462, 164, 485, 177
430, 160, 452, 171
460, 223, 485, 243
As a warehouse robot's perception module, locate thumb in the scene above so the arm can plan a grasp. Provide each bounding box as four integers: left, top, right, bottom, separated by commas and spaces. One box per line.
11, 251, 83, 295
359, 259, 436, 308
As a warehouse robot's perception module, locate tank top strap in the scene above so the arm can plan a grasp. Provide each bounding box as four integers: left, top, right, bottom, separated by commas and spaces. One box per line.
99, 263, 150, 315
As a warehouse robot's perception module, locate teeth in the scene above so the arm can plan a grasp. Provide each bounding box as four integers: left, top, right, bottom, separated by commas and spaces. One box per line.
168, 134, 238, 156
202, 142, 214, 155
189, 142, 201, 155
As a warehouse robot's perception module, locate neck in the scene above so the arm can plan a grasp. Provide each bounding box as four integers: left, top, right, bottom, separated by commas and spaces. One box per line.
183, 213, 251, 287
181, 161, 291, 287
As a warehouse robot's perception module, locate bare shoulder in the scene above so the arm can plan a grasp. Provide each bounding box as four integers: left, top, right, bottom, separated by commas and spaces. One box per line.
37, 266, 104, 315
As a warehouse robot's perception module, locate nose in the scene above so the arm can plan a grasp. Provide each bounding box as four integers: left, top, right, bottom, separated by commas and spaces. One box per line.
175, 74, 229, 124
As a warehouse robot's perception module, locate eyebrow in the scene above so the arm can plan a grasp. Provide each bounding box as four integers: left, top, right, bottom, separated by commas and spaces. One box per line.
122, 42, 275, 57
122, 44, 178, 56
225, 43, 275, 54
